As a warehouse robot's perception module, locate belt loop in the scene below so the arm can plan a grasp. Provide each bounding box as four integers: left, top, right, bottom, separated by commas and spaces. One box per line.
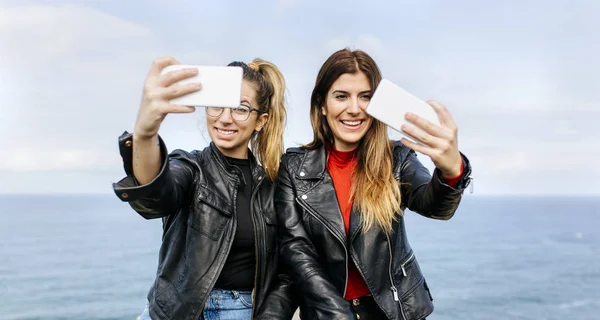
231, 290, 239, 299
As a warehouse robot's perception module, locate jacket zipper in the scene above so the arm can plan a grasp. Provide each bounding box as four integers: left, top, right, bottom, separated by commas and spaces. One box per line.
400, 252, 415, 277
386, 233, 408, 320
469, 177, 474, 194
249, 175, 264, 319
193, 185, 239, 320
349, 249, 390, 316
297, 197, 349, 297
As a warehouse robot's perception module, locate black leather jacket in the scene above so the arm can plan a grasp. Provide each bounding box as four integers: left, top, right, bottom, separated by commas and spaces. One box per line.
276, 141, 472, 320
113, 132, 297, 320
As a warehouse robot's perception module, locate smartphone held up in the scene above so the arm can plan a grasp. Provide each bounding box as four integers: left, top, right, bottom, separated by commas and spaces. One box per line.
160, 65, 243, 108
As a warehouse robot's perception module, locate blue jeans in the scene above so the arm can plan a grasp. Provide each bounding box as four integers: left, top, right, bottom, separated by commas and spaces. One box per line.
139, 289, 253, 320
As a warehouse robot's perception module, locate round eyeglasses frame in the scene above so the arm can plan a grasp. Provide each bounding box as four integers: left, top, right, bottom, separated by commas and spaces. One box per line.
205, 104, 265, 121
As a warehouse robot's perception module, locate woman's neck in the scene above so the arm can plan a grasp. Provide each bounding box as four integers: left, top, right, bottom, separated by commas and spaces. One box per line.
329, 144, 357, 166
215, 144, 249, 160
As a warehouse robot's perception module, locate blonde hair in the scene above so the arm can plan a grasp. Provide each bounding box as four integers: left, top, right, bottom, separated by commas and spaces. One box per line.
228, 59, 287, 181
247, 62, 260, 71
306, 48, 401, 233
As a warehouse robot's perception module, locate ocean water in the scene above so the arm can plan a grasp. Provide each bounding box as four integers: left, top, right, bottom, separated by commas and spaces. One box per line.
0, 194, 598, 320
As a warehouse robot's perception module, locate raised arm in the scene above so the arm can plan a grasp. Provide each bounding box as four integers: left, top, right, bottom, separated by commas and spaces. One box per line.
398, 100, 472, 219
112, 57, 203, 219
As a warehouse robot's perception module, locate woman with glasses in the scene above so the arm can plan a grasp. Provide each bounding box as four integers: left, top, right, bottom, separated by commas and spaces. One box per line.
113, 57, 297, 320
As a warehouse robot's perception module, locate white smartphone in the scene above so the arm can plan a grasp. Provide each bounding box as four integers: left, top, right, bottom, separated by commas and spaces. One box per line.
366, 79, 440, 143
160, 65, 243, 107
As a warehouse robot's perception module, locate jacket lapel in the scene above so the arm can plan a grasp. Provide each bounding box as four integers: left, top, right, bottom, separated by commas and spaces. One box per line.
296, 145, 347, 243
349, 205, 362, 245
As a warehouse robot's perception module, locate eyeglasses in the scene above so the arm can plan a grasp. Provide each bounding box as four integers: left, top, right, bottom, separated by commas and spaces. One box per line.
205, 104, 265, 121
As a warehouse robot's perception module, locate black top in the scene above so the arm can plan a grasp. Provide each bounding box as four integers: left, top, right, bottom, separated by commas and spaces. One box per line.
215, 156, 256, 290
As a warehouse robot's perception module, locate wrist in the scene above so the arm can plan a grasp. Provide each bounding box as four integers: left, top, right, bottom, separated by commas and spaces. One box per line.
441, 159, 463, 179
133, 129, 157, 142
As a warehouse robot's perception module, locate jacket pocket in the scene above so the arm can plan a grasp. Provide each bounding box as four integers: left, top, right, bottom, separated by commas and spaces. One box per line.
400, 278, 434, 320
394, 252, 421, 294
188, 185, 233, 241
393, 253, 434, 319
262, 209, 278, 254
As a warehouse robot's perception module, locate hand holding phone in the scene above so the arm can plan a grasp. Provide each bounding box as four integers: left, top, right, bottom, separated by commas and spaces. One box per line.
366, 78, 463, 178
366, 79, 440, 144
134, 57, 201, 140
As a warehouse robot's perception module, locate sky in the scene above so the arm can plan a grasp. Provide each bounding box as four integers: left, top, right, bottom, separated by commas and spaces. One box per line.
0, 0, 598, 195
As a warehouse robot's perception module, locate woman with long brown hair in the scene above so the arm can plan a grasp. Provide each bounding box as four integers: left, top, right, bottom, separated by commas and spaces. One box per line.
275, 48, 472, 319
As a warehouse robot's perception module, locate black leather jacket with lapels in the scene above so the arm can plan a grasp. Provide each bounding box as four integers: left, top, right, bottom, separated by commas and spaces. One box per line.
113, 131, 297, 320
275, 141, 472, 320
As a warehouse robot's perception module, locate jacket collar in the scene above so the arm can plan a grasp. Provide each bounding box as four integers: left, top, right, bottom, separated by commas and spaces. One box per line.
296, 144, 328, 180
208, 142, 265, 186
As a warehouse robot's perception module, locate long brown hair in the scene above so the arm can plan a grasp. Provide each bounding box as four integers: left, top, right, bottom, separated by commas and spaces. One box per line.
228, 59, 286, 181
305, 48, 401, 233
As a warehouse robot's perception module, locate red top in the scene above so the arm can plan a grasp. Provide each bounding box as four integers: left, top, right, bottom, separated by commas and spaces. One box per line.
327, 146, 463, 300
327, 146, 370, 300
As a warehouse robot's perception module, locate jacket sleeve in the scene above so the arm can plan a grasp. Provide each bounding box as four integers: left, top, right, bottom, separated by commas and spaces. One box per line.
255, 262, 299, 319
275, 153, 355, 319
397, 143, 472, 220
112, 131, 197, 219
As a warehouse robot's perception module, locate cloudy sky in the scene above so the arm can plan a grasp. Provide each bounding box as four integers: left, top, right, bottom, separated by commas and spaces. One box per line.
0, 0, 598, 195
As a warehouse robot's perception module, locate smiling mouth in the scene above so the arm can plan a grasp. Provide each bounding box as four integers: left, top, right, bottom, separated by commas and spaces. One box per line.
216, 127, 237, 136
341, 120, 364, 127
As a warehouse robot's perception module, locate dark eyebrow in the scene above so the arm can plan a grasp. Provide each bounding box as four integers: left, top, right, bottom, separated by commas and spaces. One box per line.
240, 99, 252, 107
331, 90, 349, 95
331, 90, 372, 95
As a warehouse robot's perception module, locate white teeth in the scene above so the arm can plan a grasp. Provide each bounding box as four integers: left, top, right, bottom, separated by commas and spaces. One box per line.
342, 120, 362, 126
217, 128, 236, 135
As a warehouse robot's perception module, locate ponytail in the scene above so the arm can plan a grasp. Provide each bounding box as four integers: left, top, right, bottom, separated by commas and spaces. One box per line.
228, 59, 287, 181
251, 59, 286, 181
